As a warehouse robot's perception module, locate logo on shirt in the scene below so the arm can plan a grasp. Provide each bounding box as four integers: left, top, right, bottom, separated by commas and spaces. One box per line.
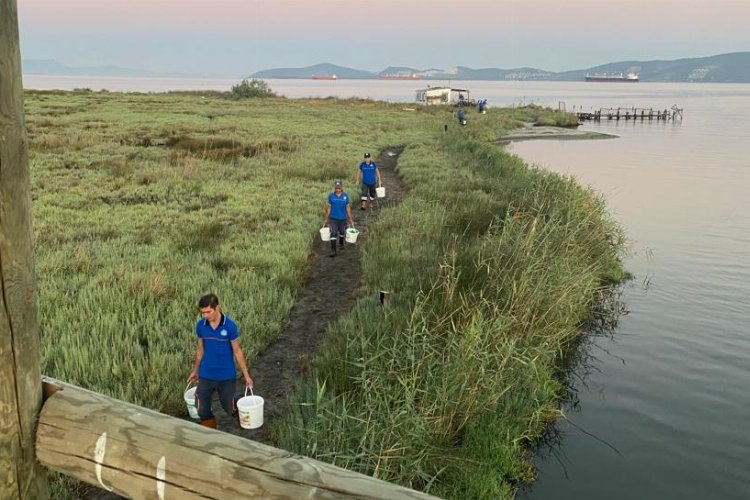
220, 329, 228, 337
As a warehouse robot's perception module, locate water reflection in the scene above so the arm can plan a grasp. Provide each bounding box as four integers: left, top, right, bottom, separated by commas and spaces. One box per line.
510, 86, 750, 498
519, 284, 629, 495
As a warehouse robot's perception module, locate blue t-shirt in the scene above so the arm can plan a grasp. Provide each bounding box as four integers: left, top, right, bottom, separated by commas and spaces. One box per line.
195, 314, 238, 381
328, 191, 350, 220
359, 161, 378, 186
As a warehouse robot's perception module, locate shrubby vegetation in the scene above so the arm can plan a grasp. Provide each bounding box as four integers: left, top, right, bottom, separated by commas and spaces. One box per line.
229, 78, 276, 99
25, 92, 623, 498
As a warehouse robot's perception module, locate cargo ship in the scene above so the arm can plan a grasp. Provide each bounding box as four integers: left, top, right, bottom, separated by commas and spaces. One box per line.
311, 74, 337, 80
378, 74, 421, 80
585, 72, 639, 82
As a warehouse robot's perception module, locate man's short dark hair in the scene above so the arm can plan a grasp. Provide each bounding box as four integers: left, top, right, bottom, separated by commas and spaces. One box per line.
198, 293, 219, 309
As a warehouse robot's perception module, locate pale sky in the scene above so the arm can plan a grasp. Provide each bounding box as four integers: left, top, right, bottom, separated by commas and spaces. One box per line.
18, 0, 750, 76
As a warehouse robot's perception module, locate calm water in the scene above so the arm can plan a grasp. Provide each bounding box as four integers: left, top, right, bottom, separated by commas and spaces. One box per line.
507, 86, 750, 500
25, 75, 750, 498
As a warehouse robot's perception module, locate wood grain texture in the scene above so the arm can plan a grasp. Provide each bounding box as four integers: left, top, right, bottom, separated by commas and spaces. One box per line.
37, 380, 439, 500
0, 0, 48, 498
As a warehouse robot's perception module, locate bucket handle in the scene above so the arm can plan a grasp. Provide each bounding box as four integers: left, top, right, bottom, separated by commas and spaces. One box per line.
185, 381, 194, 393
244, 386, 255, 398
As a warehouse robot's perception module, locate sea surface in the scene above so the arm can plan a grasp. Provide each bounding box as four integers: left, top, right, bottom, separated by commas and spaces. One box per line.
507, 85, 750, 500
24, 75, 750, 499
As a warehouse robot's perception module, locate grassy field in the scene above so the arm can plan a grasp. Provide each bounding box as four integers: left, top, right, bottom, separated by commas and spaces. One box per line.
25, 89, 625, 498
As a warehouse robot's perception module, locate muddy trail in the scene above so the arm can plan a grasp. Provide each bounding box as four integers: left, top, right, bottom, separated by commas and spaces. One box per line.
223, 146, 407, 444
87, 147, 406, 500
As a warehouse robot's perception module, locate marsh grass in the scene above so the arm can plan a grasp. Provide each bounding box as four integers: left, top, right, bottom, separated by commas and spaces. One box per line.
26, 91, 624, 498
274, 104, 626, 497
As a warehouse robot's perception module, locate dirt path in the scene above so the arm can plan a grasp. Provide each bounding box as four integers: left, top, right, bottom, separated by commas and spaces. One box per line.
87, 147, 406, 500
223, 146, 407, 444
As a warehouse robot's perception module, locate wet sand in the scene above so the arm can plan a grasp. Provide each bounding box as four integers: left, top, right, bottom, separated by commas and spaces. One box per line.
497, 124, 617, 142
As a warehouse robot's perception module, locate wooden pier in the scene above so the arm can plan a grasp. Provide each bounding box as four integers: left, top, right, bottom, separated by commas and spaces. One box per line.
576, 105, 683, 122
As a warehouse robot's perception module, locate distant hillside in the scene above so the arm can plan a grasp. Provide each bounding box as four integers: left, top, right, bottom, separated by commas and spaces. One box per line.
22, 59, 158, 77
21, 59, 226, 78
252, 52, 750, 83
549, 52, 750, 82
251, 62, 373, 79
378, 66, 421, 77
23, 52, 750, 83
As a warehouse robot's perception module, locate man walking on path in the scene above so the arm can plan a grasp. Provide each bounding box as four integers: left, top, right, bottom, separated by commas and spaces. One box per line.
355, 152, 382, 211
324, 180, 354, 257
188, 293, 253, 429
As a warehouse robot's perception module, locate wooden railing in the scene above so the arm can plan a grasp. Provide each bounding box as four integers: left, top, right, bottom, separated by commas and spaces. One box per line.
36, 379, 436, 499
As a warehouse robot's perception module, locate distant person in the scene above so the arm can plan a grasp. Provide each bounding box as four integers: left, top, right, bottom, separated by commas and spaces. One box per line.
478, 99, 487, 114
355, 152, 382, 211
457, 108, 467, 126
324, 180, 354, 257
188, 293, 253, 430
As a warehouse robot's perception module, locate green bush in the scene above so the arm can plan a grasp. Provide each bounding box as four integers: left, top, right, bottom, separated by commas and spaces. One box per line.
229, 78, 276, 99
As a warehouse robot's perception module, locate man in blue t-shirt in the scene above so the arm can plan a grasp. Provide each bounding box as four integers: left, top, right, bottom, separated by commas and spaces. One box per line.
355, 152, 382, 211
188, 293, 253, 429
324, 180, 354, 257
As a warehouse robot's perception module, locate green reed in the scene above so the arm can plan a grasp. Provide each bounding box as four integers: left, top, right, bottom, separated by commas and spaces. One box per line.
25, 90, 624, 498
275, 109, 626, 498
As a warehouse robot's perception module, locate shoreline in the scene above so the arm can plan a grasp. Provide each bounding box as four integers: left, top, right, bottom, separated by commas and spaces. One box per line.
497, 124, 617, 142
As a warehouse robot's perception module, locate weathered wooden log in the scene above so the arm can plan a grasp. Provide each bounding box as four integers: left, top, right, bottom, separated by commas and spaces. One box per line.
0, 0, 49, 497
37, 380, 439, 499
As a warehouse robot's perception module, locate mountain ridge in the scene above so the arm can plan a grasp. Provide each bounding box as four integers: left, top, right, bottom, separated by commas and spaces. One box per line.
249, 52, 750, 83
21, 52, 750, 83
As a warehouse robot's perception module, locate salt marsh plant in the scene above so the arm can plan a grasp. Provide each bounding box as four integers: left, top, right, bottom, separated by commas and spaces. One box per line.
25, 90, 624, 498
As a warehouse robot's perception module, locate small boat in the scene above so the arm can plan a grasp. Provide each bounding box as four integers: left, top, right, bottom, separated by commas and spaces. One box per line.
378, 73, 421, 80
311, 74, 337, 80
585, 72, 639, 82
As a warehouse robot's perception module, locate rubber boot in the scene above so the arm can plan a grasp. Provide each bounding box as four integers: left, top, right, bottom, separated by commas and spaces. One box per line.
200, 417, 217, 429
329, 238, 337, 257
338, 235, 344, 249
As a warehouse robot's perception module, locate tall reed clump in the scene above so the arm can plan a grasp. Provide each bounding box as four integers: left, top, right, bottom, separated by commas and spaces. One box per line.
275, 122, 626, 498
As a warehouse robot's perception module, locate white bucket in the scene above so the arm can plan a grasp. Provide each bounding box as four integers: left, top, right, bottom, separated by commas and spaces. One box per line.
375, 186, 386, 198
237, 387, 264, 429
184, 383, 199, 419
345, 227, 360, 244
319, 226, 331, 241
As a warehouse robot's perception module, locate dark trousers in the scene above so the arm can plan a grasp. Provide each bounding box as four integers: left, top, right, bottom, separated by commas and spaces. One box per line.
329, 219, 347, 238
196, 378, 236, 420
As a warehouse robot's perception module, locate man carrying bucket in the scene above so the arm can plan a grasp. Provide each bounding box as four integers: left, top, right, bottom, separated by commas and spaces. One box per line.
323, 180, 354, 257
188, 293, 253, 429
355, 152, 382, 211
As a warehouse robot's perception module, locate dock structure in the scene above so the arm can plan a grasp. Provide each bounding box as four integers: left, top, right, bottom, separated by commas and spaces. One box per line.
577, 105, 683, 122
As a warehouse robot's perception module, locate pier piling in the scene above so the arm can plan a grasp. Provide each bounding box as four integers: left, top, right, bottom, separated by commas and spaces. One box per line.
577, 106, 683, 123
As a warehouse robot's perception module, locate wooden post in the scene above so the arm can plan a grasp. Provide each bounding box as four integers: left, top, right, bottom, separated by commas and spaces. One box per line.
0, 0, 49, 497
37, 380, 439, 500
